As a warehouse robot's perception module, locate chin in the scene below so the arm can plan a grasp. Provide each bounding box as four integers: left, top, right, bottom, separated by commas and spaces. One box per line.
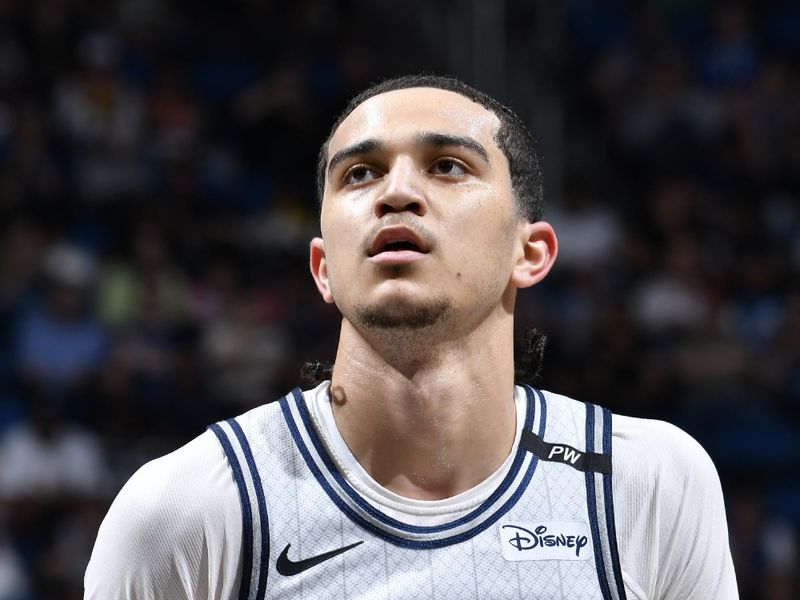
354, 295, 453, 330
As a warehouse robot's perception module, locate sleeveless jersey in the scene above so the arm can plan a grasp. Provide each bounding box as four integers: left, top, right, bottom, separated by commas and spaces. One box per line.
209, 386, 627, 600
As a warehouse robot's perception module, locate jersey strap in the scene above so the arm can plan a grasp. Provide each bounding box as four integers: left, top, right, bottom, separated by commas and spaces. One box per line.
519, 430, 611, 473
584, 403, 627, 600
209, 419, 270, 600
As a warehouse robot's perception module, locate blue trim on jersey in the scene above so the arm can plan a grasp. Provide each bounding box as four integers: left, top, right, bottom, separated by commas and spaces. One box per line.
209, 423, 253, 600
526, 385, 542, 432
228, 419, 270, 600
278, 386, 546, 549
284, 385, 537, 535
601, 407, 627, 600
584, 405, 613, 600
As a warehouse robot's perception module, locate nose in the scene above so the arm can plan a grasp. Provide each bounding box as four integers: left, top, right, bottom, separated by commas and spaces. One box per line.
374, 157, 428, 218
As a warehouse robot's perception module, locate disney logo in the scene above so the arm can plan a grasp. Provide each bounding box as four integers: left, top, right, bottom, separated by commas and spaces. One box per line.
501, 524, 589, 558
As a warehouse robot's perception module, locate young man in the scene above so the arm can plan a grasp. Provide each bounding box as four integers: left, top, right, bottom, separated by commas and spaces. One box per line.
85, 75, 738, 599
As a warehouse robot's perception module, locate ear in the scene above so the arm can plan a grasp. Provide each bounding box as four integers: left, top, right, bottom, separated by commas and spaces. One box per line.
310, 237, 335, 304
510, 221, 558, 289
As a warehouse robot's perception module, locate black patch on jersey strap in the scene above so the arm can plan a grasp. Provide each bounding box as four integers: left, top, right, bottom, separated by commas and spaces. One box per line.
521, 430, 611, 474
276, 541, 364, 576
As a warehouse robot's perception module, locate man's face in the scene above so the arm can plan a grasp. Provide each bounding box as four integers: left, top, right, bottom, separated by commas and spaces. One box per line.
311, 87, 525, 335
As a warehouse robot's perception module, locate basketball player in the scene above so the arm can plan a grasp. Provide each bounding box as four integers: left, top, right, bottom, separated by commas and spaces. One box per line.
85, 75, 738, 599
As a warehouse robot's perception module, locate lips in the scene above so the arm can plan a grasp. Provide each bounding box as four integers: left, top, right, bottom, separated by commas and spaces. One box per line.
367, 226, 431, 258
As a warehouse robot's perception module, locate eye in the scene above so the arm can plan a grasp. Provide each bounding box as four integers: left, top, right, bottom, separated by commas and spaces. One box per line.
431, 158, 468, 177
344, 164, 380, 185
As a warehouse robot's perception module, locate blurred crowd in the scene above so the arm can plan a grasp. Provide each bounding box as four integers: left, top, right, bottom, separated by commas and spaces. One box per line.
0, 1, 797, 598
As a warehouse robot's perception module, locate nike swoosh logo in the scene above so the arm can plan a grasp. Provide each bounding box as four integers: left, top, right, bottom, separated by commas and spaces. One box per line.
276, 540, 364, 576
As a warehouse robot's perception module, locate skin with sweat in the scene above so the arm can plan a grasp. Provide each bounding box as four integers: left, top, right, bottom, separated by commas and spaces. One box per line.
310, 87, 557, 500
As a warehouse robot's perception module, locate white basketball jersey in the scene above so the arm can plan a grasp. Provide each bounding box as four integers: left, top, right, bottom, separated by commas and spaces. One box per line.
209, 385, 627, 600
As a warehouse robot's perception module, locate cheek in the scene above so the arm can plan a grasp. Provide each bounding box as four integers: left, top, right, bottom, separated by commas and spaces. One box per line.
444, 227, 515, 294
319, 230, 363, 298
450, 197, 515, 252
320, 243, 347, 293
321, 210, 360, 258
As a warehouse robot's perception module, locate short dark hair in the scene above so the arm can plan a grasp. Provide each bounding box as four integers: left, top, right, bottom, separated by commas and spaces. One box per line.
316, 74, 544, 222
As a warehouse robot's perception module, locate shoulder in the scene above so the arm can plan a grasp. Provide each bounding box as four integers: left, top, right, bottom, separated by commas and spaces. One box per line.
535, 390, 724, 522
609, 414, 724, 552
85, 429, 242, 599
612, 414, 720, 496
610, 414, 738, 600
125, 428, 240, 526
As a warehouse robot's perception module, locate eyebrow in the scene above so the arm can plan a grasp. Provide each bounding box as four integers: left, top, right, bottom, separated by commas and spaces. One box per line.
326, 131, 490, 177
416, 132, 490, 164
327, 138, 381, 177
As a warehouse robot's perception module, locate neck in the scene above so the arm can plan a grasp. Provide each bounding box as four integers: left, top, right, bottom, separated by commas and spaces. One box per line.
328, 309, 517, 500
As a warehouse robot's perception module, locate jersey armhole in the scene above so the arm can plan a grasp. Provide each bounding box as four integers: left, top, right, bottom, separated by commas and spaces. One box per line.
209, 419, 271, 600
621, 570, 648, 600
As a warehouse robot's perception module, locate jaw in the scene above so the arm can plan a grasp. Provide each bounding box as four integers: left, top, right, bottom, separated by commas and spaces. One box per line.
335, 297, 517, 386
353, 292, 453, 331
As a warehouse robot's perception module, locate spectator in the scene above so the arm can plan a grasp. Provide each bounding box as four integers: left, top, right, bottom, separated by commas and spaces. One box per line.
14, 243, 107, 392
0, 395, 108, 500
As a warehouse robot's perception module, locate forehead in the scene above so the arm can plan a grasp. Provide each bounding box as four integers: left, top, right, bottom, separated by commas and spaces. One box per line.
328, 87, 502, 156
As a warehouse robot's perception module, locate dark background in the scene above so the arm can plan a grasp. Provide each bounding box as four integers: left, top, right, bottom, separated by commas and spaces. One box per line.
0, 1, 797, 598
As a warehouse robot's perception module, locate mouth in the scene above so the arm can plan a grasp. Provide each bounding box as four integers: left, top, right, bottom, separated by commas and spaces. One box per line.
367, 226, 431, 264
